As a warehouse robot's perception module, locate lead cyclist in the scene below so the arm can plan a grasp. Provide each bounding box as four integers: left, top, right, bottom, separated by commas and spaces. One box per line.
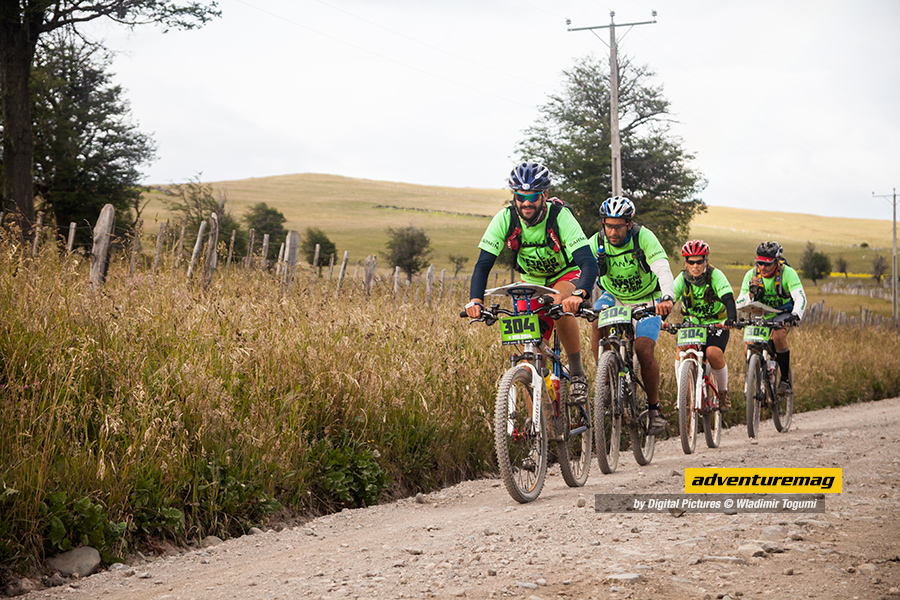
465, 161, 599, 404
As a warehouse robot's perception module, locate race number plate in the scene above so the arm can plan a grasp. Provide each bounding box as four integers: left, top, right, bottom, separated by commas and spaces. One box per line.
743, 325, 772, 343
499, 314, 541, 345
676, 326, 707, 345
597, 305, 632, 328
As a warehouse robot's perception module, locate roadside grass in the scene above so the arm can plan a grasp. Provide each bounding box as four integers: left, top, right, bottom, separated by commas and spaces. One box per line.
1, 238, 899, 578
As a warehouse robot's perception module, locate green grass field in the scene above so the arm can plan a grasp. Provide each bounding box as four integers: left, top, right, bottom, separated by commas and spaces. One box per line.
141, 173, 897, 317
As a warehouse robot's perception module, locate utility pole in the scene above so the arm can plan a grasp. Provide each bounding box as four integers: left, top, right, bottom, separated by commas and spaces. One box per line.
567, 11, 656, 197
873, 188, 898, 323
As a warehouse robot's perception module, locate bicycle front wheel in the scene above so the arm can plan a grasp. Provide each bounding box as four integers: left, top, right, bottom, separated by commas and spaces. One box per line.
494, 365, 548, 503
629, 378, 656, 466
772, 373, 794, 433
558, 376, 592, 487
593, 351, 622, 474
677, 360, 698, 455
745, 353, 762, 439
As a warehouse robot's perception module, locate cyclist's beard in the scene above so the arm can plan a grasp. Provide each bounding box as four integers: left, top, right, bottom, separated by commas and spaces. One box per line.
518, 202, 546, 227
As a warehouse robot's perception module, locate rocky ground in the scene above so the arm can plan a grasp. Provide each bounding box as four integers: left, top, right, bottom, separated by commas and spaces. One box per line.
14, 397, 900, 600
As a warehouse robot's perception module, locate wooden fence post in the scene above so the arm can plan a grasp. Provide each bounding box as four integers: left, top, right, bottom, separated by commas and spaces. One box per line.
313, 244, 321, 276
129, 218, 143, 276
201, 213, 219, 288
328, 254, 335, 280
393, 266, 401, 296
66, 222, 76, 253
31, 213, 43, 257
440, 268, 446, 301
153, 222, 166, 274
187, 220, 208, 281
283, 230, 301, 287
90, 205, 116, 289
261, 234, 269, 270
246, 228, 256, 270
276, 243, 285, 278
426, 265, 435, 305
364, 255, 377, 295
354, 260, 361, 280
175, 219, 186, 270
226, 229, 236, 273
336, 250, 350, 294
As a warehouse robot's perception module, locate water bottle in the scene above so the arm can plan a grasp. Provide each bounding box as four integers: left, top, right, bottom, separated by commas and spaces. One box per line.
767, 359, 778, 386
544, 374, 557, 403
549, 374, 561, 400
596, 244, 608, 276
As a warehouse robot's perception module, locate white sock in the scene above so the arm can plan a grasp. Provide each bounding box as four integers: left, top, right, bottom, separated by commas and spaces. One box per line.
713, 365, 728, 393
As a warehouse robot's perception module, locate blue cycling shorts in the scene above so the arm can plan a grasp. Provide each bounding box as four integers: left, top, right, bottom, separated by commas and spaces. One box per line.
593, 291, 662, 342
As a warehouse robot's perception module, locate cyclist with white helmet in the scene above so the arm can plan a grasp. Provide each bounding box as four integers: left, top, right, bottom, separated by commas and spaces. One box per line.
673, 239, 738, 412
466, 162, 599, 404
736, 241, 807, 397
588, 196, 675, 434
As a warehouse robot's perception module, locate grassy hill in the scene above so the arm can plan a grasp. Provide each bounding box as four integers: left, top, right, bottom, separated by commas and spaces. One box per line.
141, 173, 897, 316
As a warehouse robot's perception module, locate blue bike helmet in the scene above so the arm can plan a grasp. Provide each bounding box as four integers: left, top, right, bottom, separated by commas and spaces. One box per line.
509, 162, 551, 192
600, 196, 636, 221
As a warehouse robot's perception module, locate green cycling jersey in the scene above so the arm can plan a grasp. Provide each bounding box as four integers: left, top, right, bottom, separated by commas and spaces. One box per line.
674, 268, 734, 325
588, 228, 668, 303
739, 264, 807, 317
478, 206, 589, 285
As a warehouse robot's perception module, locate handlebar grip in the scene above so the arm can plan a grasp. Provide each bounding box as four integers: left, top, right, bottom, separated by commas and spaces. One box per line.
459, 310, 468, 318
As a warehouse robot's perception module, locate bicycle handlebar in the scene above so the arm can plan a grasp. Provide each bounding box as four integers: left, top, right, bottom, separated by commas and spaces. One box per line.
459, 298, 596, 325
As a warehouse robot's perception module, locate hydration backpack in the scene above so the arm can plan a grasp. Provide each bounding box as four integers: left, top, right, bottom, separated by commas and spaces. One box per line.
504, 197, 573, 273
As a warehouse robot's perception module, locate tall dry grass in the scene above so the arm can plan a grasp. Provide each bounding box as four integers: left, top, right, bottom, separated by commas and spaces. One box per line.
0, 239, 497, 575
2, 234, 899, 579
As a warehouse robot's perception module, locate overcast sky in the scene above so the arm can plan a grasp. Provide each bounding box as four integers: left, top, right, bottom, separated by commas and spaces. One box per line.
89, 0, 900, 220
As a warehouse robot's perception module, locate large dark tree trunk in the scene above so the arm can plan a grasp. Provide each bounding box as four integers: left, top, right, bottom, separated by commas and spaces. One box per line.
0, 6, 41, 239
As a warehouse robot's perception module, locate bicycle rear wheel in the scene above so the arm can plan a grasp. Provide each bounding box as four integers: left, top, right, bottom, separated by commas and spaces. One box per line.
593, 351, 622, 474
703, 376, 722, 448
558, 377, 592, 487
772, 373, 794, 432
677, 360, 698, 455
494, 365, 548, 503
745, 353, 762, 439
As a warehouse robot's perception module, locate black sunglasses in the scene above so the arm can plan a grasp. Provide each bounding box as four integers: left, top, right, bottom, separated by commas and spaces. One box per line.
685, 258, 706, 265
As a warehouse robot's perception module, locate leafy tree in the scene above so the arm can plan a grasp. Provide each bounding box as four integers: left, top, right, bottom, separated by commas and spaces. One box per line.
834, 256, 848, 278
516, 55, 706, 252
872, 255, 889, 284
384, 224, 431, 281
0, 0, 220, 239
301, 227, 336, 267
798, 242, 832, 286
243, 202, 287, 260
31, 33, 157, 246
448, 253, 469, 277
166, 175, 242, 257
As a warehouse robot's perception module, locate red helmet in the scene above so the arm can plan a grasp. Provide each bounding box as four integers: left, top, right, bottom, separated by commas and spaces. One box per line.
681, 239, 710, 257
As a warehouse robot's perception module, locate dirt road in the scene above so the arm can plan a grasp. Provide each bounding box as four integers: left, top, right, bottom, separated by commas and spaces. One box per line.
25, 398, 900, 600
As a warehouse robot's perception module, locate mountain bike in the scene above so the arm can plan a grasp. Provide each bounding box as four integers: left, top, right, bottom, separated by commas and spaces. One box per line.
593, 303, 658, 474
739, 302, 794, 438
663, 322, 725, 454
461, 283, 597, 503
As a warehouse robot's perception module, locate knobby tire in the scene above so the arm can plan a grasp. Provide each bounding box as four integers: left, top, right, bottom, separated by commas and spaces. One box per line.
593, 351, 621, 474
494, 365, 548, 503
557, 376, 592, 487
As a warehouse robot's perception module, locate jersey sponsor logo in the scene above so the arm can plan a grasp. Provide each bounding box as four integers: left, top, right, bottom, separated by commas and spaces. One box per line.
520, 252, 565, 275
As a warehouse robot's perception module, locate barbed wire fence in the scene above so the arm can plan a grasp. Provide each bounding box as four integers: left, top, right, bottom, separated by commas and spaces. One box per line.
6, 205, 494, 305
